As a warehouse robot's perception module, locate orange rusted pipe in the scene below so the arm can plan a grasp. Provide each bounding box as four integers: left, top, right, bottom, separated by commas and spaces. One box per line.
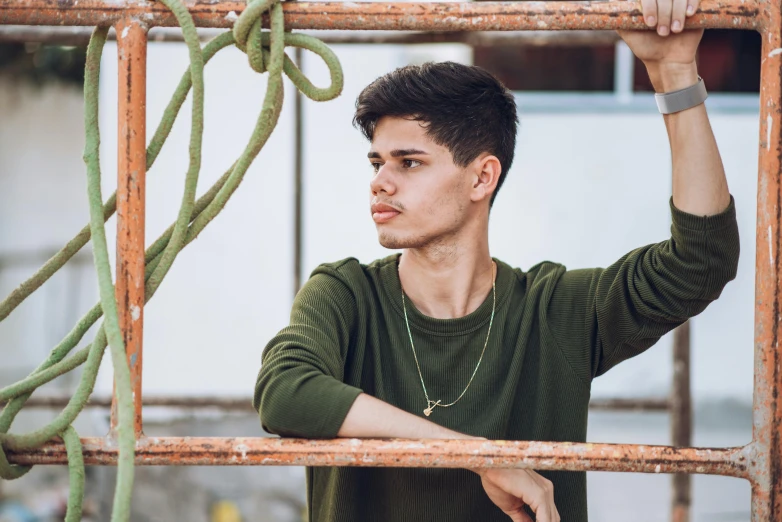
110, 17, 147, 440
16, 394, 671, 412
751, 3, 782, 518
0, 27, 625, 47
0, 0, 760, 31
5, 437, 750, 477
671, 322, 693, 521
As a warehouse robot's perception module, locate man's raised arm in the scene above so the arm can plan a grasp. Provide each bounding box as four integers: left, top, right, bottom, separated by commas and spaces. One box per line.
618, 27, 730, 215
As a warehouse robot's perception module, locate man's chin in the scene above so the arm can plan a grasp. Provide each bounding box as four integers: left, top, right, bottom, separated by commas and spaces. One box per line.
377, 232, 418, 250
378, 236, 403, 250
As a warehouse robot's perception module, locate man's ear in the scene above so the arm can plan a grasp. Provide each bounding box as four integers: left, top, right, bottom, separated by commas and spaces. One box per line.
470, 154, 502, 203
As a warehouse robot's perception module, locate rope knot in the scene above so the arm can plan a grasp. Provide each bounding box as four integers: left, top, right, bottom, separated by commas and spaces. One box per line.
233, 0, 281, 73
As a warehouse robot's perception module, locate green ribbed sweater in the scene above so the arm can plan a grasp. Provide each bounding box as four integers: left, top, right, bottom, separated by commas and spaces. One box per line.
254, 197, 740, 522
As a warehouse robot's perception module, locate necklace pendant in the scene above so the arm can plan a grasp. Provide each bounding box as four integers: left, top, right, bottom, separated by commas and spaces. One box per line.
424, 400, 440, 417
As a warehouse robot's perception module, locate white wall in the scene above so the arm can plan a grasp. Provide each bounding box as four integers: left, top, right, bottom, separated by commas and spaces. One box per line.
0, 78, 98, 381
0, 42, 760, 406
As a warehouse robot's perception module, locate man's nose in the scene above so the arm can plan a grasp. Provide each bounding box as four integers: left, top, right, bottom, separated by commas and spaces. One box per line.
370, 165, 396, 195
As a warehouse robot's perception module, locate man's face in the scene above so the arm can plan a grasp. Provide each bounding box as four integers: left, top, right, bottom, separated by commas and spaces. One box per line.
367, 116, 475, 250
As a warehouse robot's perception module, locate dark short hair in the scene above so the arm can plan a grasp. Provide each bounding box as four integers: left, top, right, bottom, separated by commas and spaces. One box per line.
353, 61, 518, 206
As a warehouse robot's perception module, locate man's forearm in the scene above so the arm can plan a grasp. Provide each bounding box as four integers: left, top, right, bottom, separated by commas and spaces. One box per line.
337, 393, 480, 440
647, 61, 731, 217
338, 394, 559, 518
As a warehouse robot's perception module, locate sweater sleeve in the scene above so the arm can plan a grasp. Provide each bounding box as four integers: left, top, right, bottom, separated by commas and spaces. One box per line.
253, 271, 363, 438
548, 196, 740, 381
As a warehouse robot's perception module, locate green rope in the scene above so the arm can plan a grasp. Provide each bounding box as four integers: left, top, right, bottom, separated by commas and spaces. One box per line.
81, 27, 137, 522
0, 162, 237, 406
0, 198, 115, 323
0, 0, 343, 518
143, 0, 205, 299
63, 426, 85, 522
0, 28, 341, 323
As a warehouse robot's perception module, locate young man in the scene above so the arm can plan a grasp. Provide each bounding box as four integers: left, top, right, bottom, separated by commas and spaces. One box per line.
254, 2, 740, 520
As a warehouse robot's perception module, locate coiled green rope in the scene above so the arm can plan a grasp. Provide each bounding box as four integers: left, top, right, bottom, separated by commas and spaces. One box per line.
0, 0, 343, 519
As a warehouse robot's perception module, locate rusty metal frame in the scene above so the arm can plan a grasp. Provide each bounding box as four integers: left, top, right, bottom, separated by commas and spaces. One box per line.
16, 394, 672, 412
7, 437, 748, 475
0, 0, 776, 520
0, 0, 761, 30
0, 25, 625, 46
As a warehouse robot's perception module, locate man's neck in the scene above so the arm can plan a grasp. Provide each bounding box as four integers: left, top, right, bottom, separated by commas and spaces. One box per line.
398, 239, 494, 320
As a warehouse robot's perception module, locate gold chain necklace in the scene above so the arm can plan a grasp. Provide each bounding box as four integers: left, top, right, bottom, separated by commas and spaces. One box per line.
400, 262, 496, 417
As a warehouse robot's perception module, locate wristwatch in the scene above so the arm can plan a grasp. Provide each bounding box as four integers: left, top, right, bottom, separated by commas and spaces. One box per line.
654, 77, 708, 115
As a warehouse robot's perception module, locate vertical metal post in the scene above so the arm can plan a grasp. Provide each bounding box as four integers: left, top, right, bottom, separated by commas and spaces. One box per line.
110, 18, 147, 439
752, 8, 782, 520
671, 321, 692, 522
293, 46, 304, 296
613, 39, 634, 105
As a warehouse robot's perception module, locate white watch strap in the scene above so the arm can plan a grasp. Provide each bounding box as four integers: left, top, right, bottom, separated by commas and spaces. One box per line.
654, 77, 708, 114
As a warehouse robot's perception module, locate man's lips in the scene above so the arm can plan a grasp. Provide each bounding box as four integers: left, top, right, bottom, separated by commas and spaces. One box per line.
371, 203, 400, 223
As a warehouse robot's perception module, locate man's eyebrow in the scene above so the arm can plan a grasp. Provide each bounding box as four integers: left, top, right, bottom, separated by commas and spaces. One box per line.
367, 149, 429, 159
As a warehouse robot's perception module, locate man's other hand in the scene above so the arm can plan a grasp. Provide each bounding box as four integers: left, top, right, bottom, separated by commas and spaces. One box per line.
617, 0, 704, 76
474, 468, 561, 522
633, 0, 701, 37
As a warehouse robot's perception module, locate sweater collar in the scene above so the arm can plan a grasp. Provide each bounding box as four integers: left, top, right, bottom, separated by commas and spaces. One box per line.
380, 253, 513, 336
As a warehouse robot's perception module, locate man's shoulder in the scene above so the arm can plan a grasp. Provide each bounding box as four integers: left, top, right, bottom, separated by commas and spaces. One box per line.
314, 254, 396, 272
494, 259, 578, 309
313, 256, 567, 284
499, 258, 567, 285
309, 255, 571, 297
308, 254, 397, 291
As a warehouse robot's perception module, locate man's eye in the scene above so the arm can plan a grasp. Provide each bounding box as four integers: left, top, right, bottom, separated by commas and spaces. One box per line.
403, 159, 421, 169
370, 162, 381, 173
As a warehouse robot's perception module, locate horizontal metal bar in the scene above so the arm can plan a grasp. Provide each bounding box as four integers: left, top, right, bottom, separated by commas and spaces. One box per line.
588, 397, 670, 411
0, 249, 92, 267
0, 26, 622, 47
0, 0, 760, 31
16, 395, 670, 412
18, 395, 254, 410
5, 436, 750, 478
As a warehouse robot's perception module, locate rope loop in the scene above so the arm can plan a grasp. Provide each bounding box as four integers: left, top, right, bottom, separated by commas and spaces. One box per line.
232, 0, 344, 100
